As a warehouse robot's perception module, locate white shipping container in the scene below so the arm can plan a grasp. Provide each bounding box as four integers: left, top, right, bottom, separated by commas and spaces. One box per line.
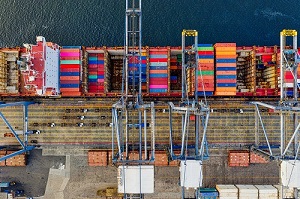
255, 185, 278, 199
117, 165, 154, 194
180, 160, 202, 188
216, 184, 238, 198
281, 160, 300, 188
236, 185, 258, 199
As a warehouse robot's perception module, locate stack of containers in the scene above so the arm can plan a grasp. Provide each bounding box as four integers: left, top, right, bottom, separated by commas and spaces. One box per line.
154, 151, 168, 166
169, 53, 182, 93
128, 54, 147, 92
87, 53, 105, 93
228, 150, 250, 167
149, 48, 168, 94
5, 151, 26, 166
214, 43, 237, 96
60, 46, 82, 96
216, 185, 238, 199
197, 44, 214, 96
235, 185, 258, 199
88, 150, 108, 166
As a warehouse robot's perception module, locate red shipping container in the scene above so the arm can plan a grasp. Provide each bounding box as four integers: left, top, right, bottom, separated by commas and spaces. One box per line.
216, 79, 236, 83
60, 68, 80, 72
60, 64, 80, 68
97, 71, 105, 75
60, 80, 80, 84
149, 49, 168, 54
149, 79, 168, 85
97, 53, 104, 58
149, 58, 168, 62
88, 64, 98, 68
60, 56, 80, 60
198, 51, 214, 55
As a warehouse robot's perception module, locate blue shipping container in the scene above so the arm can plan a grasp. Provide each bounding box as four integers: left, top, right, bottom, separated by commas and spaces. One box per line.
149, 88, 168, 93
60, 84, 80, 88
216, 75, 237, 79
216, 83, 237, 87
216, 59, 236, 63
60, 72, 80, 76
216, 67, 236, 71
149, 74, 168, 78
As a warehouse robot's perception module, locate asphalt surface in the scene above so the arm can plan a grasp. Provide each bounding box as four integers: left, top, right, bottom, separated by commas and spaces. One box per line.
0, 149, 65, 197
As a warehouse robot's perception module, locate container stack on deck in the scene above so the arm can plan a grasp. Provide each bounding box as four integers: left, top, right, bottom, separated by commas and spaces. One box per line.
170, 52, 182, 93
87, 53, 105, 93
60, 46, 82, 96
88, 150, 108, 166
197, 44, 215, 96
236, 47, 254, 96
149, 48, 168, 94
4, 151, 26, 166
128, 53, 147, 92
255, 46, 277, 96
214, 43, 237, 96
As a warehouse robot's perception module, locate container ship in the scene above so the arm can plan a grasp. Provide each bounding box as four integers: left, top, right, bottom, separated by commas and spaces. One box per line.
0, 36, 296, 98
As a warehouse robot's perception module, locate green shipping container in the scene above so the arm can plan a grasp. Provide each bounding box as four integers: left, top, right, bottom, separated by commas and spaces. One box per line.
61, 60, 81, 64
197, 47, 214, 51
88, 75, 97, 79
198, 70, 214, 75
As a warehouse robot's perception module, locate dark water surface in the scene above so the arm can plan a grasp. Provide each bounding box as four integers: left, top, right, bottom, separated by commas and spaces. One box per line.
0, 0, 300, 47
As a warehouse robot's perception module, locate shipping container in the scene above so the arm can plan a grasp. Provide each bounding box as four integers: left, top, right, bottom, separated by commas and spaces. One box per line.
149, 47, 169, 94
228, 150, 249, 167
88, 150, 108, 166
60, 46, 82, 96
216, 184, 238, 199
235, 184, 258, 199
0, 49, 20, 95
254, 185, 278, 199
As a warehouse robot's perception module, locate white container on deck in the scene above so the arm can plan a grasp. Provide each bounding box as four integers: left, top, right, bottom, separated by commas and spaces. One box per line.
216, 184, 238, 199
255, 185, 278, 199
235, 184, 258, 199
117, 165, 154, 194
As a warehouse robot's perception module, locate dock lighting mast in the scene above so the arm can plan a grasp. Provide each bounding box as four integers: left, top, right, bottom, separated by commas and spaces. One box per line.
0, 101, 36, 162
111, 1, 155, 199
168, 30, 210, 199
251, 29, 300, 199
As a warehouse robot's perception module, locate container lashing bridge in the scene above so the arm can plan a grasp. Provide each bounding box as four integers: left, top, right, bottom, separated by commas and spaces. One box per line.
251, 29, 300, 199
111, 0, 155, 199
168, 29, 210, 199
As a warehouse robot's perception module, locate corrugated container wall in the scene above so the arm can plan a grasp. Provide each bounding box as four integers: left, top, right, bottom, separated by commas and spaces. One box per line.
170, 48, 182, 95
85, 48, 110, 95
60, 46, 82, 96
214, 43, 237, 96
148, 48, 169, 94
255, 46, 277, 96
197, 44, 215, 96
236, 47, 255, 96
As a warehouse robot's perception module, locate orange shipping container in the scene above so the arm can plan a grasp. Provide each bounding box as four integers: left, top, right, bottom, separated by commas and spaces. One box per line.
216, 71, 236, 75
214, 43, 236, 47
214, 91, 236, 96
250, 152, 268, 164
154, 151, 168, 166
215, 87, 236, 92
215, 54, 237, 59
199, 59, 214, 64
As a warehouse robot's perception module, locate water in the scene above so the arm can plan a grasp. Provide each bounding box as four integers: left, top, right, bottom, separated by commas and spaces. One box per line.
0, 0, 300, 47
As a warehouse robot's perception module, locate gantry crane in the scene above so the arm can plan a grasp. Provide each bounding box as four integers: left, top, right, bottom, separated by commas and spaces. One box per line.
168, 30, 210, 199
111, 1, 155, 199
0, 101, 36, 162
251, 29, 300, 199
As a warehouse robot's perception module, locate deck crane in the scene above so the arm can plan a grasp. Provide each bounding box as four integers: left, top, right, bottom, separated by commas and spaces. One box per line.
111, 0, 155, 199
251, 29, 300, 199
0, 101, 36, 162
168, 30, 210, 199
